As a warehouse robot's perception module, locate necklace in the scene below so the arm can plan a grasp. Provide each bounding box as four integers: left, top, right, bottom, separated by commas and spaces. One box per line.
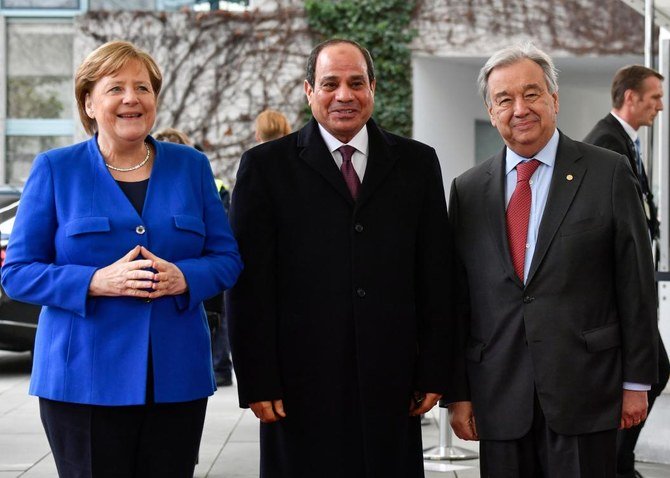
105, 142, 150, 172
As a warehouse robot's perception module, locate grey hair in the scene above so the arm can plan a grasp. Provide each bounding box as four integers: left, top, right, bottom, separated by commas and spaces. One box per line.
477, 42, 559, 106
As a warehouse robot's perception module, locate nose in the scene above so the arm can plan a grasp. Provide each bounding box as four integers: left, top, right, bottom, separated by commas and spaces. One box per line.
123, 89, 139, 104
513, 96, 530, 116
335, 85, 354, 102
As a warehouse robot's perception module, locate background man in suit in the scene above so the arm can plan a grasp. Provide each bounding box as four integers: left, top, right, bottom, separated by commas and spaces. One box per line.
583, 65, 670, 478
227, 39, 458, 478
448, 43, 659, 477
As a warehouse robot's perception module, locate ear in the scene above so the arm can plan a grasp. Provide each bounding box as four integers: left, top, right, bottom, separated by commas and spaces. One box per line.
304, 79, 313, 105
85, 93, 94, 119
370, 79, 376, 96
623, 89, 637, 106
552, 91, 559, 115
487, 102, 496, 127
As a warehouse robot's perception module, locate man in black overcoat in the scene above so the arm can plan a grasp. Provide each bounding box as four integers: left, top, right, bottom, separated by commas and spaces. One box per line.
227, 39, 459, 478
448, 44, 659, 477
583, 64, 670, 478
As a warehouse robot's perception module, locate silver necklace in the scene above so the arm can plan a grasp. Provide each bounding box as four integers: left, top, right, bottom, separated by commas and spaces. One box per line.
105, 142, 150, 172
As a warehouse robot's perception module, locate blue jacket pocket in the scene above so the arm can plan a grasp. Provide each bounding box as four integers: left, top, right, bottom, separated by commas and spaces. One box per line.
65, 217, 111, 237
173, 215, 206, 236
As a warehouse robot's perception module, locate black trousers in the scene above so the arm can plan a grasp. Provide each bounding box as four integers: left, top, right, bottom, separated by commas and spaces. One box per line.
617, 336, 670, 476
39, 397, 207, 478
480, 394, 617, 478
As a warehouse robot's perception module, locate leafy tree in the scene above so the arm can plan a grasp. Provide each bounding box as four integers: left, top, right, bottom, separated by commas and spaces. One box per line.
304, 0, 417, 137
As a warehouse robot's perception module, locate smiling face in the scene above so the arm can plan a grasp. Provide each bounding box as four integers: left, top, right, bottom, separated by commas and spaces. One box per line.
85, 59, 157, 151
304, 43, 375, 143
487, 58, 559, 158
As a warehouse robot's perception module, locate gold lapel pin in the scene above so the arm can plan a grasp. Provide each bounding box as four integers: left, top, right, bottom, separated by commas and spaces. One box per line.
566, 174, 574, 181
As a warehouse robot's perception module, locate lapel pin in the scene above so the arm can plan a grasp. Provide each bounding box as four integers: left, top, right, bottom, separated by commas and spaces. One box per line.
566, 174, 574, 181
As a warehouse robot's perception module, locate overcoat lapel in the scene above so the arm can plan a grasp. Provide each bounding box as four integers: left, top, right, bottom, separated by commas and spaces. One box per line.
526, 133, 585, 285
357, 119, 398, 208
297, 119, 354, 205
485, 148, 521, 286
296, 118, 398, 207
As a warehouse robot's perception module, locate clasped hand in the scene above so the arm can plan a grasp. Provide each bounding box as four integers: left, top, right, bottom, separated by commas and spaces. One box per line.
89, 245, 187, 299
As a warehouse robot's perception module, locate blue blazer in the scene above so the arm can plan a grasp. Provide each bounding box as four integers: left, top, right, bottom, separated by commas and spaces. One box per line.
1, 136, 243, 405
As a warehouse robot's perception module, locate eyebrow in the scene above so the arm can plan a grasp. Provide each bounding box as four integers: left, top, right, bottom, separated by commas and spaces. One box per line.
319, 74, 367, 83
493, 83, 543, 99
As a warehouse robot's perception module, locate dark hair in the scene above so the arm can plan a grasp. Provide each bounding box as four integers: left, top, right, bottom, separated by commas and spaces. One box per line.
305, 39, 375, 88
611, 65, 664, 109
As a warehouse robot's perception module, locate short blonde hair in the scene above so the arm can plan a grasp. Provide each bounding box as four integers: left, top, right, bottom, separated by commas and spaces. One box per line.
154, 127, 193, 146
75, 40, 162, 136
255, 109, 291, 142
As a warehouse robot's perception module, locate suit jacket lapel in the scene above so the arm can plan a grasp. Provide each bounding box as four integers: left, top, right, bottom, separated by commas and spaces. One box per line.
605, 113, 637, 171
526, 133, 585, 285
356, 119, 398, 207
298, 119, 354, 205
486, 148, 522, 286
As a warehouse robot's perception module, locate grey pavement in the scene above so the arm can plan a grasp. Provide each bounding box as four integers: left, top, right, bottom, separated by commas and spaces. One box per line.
1, 350, 668, 477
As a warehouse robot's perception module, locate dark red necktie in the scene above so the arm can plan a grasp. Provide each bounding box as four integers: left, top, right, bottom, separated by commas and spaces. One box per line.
338, 145, 361, 200
506, 159, 541, 281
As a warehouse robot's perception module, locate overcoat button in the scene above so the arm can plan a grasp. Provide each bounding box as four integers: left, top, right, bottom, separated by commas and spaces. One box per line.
135, 225, 146, 235
354, 224, 364, 233
523, 296, 534, 304
356, 288, 366, 298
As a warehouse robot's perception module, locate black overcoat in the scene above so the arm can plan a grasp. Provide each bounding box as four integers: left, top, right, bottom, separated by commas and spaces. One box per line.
227, 118, 458, 478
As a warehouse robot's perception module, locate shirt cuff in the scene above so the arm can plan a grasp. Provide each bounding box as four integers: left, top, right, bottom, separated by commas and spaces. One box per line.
623, 382, 651, 391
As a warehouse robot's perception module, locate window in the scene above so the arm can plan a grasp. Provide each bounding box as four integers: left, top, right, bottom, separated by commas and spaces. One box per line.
4, 20, 74, 184
475, 119, 503, 164
0, 0, 86, 16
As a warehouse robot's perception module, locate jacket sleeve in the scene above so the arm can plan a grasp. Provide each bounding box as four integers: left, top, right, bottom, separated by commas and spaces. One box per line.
173, 154, 243, 311
412, 149, 463, 398
442, 177, 471, 403
611, 156, 659, 384
226, 150, 282, 407
1, 153, 97, 317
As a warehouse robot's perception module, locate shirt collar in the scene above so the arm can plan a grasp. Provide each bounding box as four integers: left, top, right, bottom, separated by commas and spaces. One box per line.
318, 123, 369, 156
610, 110, 638, 143
505, 128, 559, 175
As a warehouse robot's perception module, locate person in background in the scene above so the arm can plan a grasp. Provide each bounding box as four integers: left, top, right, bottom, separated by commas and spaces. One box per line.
1, 41, 242, 477
154, 127, 234, 387
153, 126, 193, 146
448, 43, 659, 478
254, 109, 291, 143
228, 38, 458, 477
583, 64, 670, 478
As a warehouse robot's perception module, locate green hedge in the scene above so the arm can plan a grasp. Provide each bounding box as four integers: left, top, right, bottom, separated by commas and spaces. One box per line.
304, 0, 417, 137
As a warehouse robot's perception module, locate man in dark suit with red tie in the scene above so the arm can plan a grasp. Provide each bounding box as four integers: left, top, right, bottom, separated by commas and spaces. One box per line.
448, 44, 660, 477
227, 39, 459, 478
583, 64, 670, 478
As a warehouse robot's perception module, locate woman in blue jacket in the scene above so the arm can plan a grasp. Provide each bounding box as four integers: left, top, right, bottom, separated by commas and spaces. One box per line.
1, 41, 242, 477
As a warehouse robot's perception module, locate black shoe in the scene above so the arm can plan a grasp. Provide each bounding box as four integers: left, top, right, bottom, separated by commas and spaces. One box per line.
215, 374, 233, 387
617, 470, 644, 478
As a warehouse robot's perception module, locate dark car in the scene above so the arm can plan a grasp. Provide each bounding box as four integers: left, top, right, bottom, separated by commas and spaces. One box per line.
0, 187, 40, 352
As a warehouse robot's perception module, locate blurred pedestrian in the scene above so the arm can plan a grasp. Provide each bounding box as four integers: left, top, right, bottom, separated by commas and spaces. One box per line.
1, 41, 242, 478
583, 64, 670, 478
254, 109, 291, 143
153, 127, 234, 387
